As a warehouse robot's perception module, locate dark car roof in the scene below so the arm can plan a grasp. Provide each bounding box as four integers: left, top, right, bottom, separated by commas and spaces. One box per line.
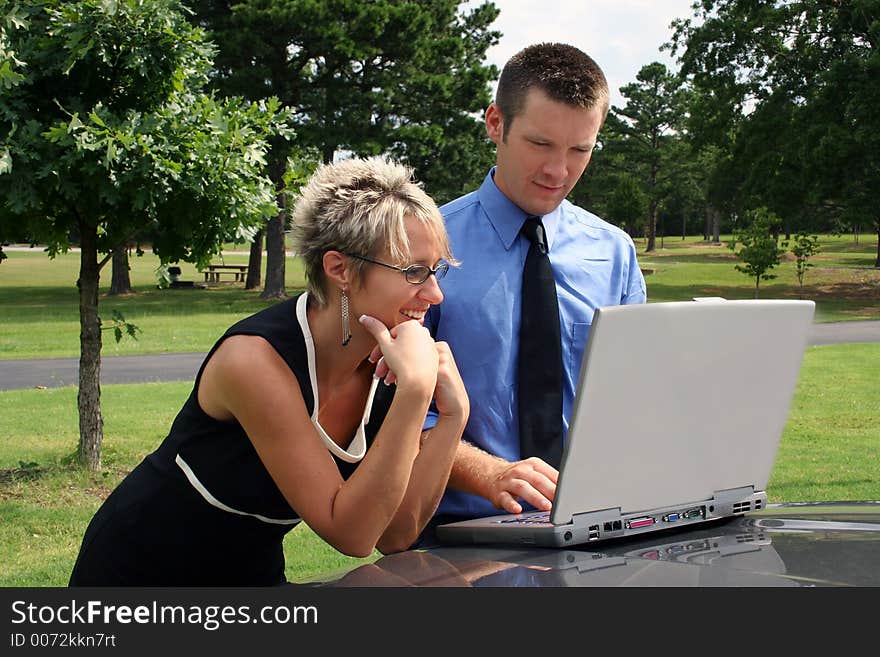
311, 502, 880, 587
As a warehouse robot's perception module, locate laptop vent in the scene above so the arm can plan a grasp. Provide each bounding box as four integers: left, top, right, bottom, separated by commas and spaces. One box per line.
733, 501, 752, 514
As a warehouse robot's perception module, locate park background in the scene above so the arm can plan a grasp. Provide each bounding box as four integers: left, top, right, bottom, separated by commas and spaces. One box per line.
1, 0, 878, 585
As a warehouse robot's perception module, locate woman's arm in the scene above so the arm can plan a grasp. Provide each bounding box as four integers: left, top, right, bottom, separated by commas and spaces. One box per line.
375, 341, 470, 553
200, 318, 438, 557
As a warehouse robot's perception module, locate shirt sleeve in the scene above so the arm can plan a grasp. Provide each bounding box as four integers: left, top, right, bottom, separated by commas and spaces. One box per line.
422, 303, 441, 432
624, 240, 648, 304
423, 406, 439, 432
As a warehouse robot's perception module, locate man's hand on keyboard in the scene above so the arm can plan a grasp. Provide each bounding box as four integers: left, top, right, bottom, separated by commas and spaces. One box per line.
486, 457, 558, 514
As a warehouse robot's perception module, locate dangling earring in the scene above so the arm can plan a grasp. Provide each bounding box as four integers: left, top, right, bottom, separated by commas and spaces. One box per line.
340, 289, 352, 346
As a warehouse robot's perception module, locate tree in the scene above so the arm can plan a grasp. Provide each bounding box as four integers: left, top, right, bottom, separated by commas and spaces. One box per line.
605, 62, 686, 252
108, 246, 134, 296
729, 208, 786, 299
669, 0, 880, 266
188, 0, 500, 293
244, 228, 263, 290
605, 174, 648, 238
0, 0, 292, 470
785, 232, 821, 298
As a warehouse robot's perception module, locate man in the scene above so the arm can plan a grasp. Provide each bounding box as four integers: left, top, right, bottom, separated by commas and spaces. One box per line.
420, 43, 646, 536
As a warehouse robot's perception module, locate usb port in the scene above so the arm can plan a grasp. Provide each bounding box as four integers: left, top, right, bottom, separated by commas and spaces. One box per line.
626, 516, 656, 529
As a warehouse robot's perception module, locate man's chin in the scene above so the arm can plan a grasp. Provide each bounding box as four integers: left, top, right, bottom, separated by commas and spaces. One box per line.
525, 200, 563, 217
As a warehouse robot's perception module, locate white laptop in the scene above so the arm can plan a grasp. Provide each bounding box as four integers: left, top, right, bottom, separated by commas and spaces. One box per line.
435, 298, 815, 548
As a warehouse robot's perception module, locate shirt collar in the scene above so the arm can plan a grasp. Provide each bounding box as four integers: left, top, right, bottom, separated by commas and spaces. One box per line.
477, 167, 561, 251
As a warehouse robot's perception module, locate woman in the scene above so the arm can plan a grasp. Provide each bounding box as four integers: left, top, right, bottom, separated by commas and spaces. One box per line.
69, 157, 469, 586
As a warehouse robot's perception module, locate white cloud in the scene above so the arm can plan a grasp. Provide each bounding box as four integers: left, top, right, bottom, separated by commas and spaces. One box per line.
468, 0, 696, 106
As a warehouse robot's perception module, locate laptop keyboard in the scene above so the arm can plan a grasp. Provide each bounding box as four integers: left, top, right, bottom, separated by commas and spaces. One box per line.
497, 512, 551, 525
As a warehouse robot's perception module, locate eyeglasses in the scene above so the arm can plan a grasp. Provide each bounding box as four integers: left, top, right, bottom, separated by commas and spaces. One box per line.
345, 253, 449, 284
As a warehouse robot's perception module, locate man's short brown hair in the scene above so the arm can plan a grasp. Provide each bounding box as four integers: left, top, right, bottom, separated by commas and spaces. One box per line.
495, 43, 609, 140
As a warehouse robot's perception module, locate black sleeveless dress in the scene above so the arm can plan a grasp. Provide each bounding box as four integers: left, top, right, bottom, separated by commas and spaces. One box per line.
69, 292, 393, 586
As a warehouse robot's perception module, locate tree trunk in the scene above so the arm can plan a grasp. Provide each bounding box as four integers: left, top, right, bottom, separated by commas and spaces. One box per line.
245, 228, 263, 290
710, 207, 721, 243
261, 158, 288, 300
77, 222, 103, 471
108, 246, 133, 295
260, 201, 287, 299
874, 220, 880, 268
645, 200, 657, 252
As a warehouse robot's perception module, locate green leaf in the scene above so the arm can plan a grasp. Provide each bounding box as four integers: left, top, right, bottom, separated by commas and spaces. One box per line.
68, 114, 84, 132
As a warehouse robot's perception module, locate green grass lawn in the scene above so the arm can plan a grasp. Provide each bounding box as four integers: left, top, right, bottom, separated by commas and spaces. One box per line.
0, 382, 378, 586
637, 234, 879, 321
0, 248, 310, 358
1, 233, 878, 360
0, 234, 877, 586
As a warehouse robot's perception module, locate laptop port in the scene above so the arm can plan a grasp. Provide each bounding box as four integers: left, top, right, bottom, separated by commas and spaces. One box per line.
682, 507, 705, 520
626, 516, 656, 529
663, 513, 681, 522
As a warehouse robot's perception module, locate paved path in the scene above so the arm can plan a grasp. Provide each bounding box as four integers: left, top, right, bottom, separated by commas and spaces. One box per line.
807, 320, 880, 345
0, 352, 206, 391
1, 321, 878, 392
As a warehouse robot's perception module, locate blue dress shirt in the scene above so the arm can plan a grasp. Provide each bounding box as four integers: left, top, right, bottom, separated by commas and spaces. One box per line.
425, 168, 647, 520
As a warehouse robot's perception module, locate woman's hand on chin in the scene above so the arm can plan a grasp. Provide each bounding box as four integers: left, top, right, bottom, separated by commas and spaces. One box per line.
359, 315, 438, 395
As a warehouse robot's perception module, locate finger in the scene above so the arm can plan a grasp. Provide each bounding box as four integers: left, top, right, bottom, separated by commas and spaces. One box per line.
494, 491, 523, 515
374, 357, 389, 379
367, 344, 383, 364
384, 371, 397, 386
358, 314, 391, 346
510, 463, 557, 502
506, 478, 553, 512
524, 457, 560, 484
530, 473, 557, 504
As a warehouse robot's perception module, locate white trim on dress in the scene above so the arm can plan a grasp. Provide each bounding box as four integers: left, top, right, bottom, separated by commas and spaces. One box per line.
296, 291, 378, 464
176, 291, 378, 524
175, 454, 300, 525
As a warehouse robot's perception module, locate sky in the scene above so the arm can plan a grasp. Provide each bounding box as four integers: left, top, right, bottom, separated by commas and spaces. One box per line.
470, 0, 699, 108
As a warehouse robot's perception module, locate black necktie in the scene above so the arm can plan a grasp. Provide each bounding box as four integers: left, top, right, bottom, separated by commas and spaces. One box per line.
518, 216, 564, 469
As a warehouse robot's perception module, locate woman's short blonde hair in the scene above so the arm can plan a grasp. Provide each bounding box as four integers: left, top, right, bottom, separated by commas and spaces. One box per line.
291, 156, 455, 306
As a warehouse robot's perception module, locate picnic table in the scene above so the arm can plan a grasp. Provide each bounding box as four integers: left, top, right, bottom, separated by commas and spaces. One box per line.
203, 264, 248, 283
